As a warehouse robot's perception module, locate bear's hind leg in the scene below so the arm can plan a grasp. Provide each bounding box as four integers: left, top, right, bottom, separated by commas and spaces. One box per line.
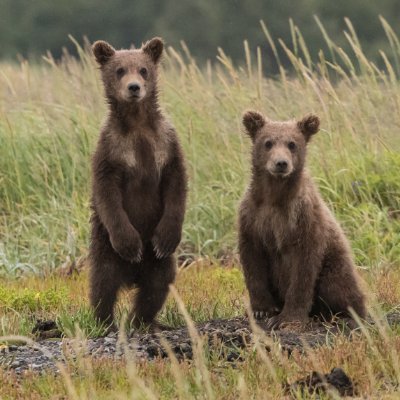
89, 237, 125, 329
129, 253, 176, 329
315, 251, 367, 320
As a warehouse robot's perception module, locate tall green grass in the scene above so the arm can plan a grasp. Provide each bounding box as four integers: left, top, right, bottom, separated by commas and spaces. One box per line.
0, 20, 399, 276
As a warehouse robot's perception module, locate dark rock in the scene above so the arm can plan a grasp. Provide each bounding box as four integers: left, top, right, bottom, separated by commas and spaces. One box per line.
385, 311, 400, 326
146, 343, 162, 358
327, 368, 355, 396
32, 320, 62, 340
226, 351, 243, 362
32, 320, 58, 333
286, 367, 355, 397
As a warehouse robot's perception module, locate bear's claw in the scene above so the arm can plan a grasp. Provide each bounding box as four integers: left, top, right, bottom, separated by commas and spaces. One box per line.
151, 229, 180, 259
131, 248, 143, 263
154, 245, 164, 259
253, 310, 267, 320
253, 307, 280, 320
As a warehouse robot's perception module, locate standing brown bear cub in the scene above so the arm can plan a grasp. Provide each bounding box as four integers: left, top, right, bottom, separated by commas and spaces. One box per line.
239, 111, 366, 329
89, 37, 187, 330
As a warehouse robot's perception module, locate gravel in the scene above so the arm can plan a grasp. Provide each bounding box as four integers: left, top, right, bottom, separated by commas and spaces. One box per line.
1, 312, 399, 376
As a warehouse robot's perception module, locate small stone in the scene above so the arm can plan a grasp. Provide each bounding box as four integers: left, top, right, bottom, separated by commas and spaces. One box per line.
178, 343, 191, 353
147, 343, 161, 357
226, 351, 242, 362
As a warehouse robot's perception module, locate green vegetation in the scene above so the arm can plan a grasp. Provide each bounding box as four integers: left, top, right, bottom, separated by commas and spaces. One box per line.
0, 18, 399, 400
0, 265, 246, 338
1, 265, 400, 398
0, 19, 399, 275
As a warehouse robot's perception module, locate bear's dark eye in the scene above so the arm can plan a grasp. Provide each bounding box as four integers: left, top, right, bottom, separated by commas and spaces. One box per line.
140, 67, 148, 78
116, 67, 125, 77
288, 141, 296, 151
265, 140, 273, 150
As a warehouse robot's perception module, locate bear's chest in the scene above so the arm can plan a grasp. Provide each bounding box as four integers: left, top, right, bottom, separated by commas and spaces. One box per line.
254, 203, 300, 250
109, 130, 170, 176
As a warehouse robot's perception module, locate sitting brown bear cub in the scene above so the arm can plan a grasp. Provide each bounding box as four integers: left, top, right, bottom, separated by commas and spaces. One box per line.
238, 111, 366, 329
89, 37, 187, 330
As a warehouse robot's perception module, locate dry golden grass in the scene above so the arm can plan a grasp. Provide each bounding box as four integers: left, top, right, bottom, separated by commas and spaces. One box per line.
1, 18, 400, 399
0, 264, 399, 399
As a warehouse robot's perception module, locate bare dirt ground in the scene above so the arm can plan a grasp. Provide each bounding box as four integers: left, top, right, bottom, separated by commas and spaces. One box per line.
2, 312, 399, 377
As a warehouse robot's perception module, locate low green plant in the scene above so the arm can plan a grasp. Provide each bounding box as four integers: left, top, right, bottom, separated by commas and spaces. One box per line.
0, 287, 66, 312
57, 306, 109, 338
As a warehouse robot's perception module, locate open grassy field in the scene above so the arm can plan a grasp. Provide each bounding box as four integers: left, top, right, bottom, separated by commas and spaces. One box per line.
1, 19, 400, 399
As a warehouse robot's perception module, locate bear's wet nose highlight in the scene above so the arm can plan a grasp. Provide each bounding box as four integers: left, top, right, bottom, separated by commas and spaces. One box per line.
128, 83, 141, 93
275, 160, 288, 171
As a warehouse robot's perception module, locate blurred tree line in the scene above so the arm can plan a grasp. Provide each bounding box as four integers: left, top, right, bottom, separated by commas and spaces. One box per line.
1, 0, 399, 72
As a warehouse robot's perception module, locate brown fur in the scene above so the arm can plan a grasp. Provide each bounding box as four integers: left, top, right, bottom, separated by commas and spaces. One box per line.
238, 111, 366, 328
89, 38, 187, 329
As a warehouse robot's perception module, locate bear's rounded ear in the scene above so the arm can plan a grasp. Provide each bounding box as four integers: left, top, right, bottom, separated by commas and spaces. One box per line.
297, 114, 320, 142
142, 37, 164, 64
242, 110, 265, 140
92, 40, 115, 65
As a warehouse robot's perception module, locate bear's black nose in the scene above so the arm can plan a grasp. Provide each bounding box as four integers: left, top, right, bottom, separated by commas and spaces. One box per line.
275, 160, 288, 171
128, 83, 141, 93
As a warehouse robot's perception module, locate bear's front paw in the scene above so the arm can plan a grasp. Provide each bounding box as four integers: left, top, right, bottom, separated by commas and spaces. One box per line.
151, 222, 181, 259
265, 312, 308, 330
110, 225, 143, 263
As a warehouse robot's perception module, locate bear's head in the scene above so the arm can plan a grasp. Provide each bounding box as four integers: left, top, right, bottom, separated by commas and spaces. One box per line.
92, 37, 164, 103
242, 111, 320, 179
